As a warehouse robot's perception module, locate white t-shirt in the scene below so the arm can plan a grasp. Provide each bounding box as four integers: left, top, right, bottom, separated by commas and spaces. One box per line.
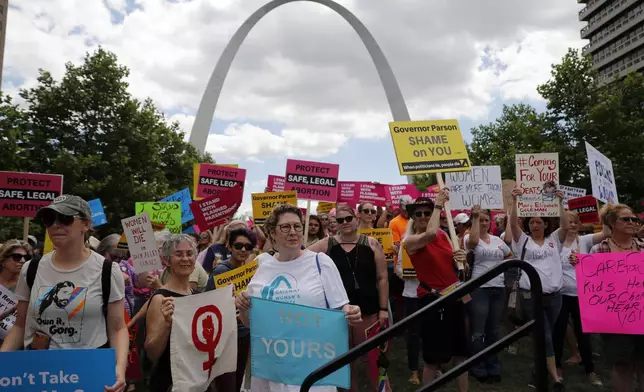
513, 231, 563, 293
247, 250, 349, 392
465, 234, 512, 288
560, 234, 595, 297
15, 251, 125, 349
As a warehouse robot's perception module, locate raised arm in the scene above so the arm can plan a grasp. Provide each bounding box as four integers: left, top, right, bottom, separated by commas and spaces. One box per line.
375, 203, 389, 228
556, 190, 570, 243
404, 189, 448, 254
509, 188, 524, 244
466, 205, 481, 250
592, 223, 611, 244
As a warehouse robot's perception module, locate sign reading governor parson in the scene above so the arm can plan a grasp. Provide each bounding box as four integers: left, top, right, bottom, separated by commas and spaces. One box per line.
388, 120, 471, 175
197, 164, 246, 199
0, 171, 64, 218
284, 159, 339, 203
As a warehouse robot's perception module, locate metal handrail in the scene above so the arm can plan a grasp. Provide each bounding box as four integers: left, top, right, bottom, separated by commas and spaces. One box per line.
300, 259, 549, 392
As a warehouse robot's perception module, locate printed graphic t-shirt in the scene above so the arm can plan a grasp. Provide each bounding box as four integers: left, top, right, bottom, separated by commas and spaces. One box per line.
513, 231, 563, 294
247, 250, 349, 392
465, 234, 512, 288
15, 251, 125, 349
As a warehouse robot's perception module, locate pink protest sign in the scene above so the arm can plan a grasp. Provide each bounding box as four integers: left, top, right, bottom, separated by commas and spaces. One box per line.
419, 184, 440, 201
196, 164, 246, 199
385, 184, 420, 206
267, 175, 285, 193
576, 252, 644, 334
338, 182, 387, 207
284, 159, 339, 202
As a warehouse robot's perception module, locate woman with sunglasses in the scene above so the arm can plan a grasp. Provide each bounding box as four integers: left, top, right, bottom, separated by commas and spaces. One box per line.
208, 228, 256, 392
1, 195, 128, 392
236, 204, 362, 392
571, 203, 643, 392
309, 205, 390, 392
0, 240, 33, 344
357, 202, 388, 230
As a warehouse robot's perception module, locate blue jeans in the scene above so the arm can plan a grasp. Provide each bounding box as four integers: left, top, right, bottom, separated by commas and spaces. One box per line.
469, 287, 505, 378
521, 290, 562, 357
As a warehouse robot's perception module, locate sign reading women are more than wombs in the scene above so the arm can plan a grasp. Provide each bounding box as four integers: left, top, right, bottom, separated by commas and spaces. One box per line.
445, 166, 503, 210
515, 153, 560, 217
388, 120, 470, 175
0, 171, 64, 218
285, 159, 339, 202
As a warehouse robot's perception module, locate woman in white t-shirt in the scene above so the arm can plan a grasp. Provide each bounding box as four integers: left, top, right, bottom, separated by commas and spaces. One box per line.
508, 187, 568, 390
0, 195, 127, 392
552, 211, 608, 386
465, 206, 512, 384
236, 204, 362, 392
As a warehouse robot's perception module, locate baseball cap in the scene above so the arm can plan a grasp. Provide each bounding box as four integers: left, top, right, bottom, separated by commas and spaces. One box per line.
454, 213, 470, 225
36, 195, 92, 221
27, 235, 38, 247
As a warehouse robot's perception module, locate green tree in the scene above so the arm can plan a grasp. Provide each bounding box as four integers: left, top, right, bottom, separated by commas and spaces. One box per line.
0, 48, 212, 241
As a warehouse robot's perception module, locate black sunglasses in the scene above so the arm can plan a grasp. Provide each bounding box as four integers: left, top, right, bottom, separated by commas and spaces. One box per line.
233, 243, 254, 251
8, 253, 32, 262
618, 217, 640, 224
40, 211, 81, 228
360, 209, 377, 215
336, 216, 354, 224
414, 211, 432, 218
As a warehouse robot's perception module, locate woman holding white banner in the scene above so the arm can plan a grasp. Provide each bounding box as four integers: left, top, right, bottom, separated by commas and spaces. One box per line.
235, 204, 362, 392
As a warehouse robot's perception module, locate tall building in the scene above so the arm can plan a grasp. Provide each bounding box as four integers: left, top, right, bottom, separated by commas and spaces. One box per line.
579, 0, 644, 84
0, 0, 7, 90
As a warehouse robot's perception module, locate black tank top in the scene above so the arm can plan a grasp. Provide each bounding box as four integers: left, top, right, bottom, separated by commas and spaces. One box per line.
327, 235, 380, 316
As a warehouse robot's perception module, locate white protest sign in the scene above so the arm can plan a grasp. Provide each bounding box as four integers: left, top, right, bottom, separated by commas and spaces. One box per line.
170, 286, 238, 392
585, 142, 618, 204
560, 185, 586, 209
0, 311, 16, 340
0, 284, 17, 314
515, 153, 560, 217
445, 166, 503, 210
121, 213, 162, 273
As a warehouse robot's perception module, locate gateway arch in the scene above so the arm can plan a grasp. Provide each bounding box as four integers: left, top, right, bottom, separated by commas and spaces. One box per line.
189, 0, 411, 154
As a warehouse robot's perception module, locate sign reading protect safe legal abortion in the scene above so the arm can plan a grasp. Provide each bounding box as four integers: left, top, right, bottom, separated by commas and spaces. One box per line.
0, 172, 64, 218
197, 164, 246, 199
285, 159, 339, 202
515, 153, 560, 217
576, 252, 644, 335
388, 120, 470, 175
121, 213, 162, 273
250, 298, 350, 389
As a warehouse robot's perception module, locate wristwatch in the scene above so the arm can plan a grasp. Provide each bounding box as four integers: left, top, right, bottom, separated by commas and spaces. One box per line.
435, 205, 444, 210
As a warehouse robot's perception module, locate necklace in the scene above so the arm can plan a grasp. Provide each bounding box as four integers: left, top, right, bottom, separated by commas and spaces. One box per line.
337, 235, 360, 290
610, 238, 635, 251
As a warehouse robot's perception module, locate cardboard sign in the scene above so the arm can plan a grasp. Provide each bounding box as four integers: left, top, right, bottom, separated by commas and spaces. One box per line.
576, 252, 644, 334
359, 228, 394, 262
0, 349, 116, 391
445, 166, 503, 210
388, 120, 470, 175
317, 202, 336, 214
0, 172, 63, 218
0, 284, 17, 338
338, 182, 387, 207
585, 142, 618, 204
88, 198, 108, 227
284, 159, 340, 202
515, 153, 560, 217
560, 185, 586, 209
190, 185, 243, 231
385, 184, 420, 205
401, 247, 415, 277
251, 191, 298, 225
568, 196, 600, 224
0, 310, 16, 340
250, 297, 350, 388
160, 188, 195, 224
135, 202, 182, 234
196, 164, 246, 200
213, 260, 259, 296
267, 175, 285, 193
121, 213, 162, 273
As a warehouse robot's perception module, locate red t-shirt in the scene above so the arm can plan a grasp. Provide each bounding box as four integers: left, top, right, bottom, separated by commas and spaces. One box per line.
409, 230, 459, 297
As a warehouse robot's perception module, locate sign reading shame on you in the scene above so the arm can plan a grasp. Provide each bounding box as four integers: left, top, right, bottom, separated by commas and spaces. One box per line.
285, 159, 339, 203
576, 252, 644, 335
251, 191, 298, 225
0, 348, 115, 391
515, 153, 560, 217
0, 172, 63, 218
250, 297, 350, 389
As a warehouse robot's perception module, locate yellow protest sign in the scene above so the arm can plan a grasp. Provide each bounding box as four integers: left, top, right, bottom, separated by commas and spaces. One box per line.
192, 163, 239, 200
401, 247, 416, 277
251, 191, 298, 224
44, 232, 54, 255
117, 232, 129, 250
213, 260, 259, 296
388, 120, 470, 175
359, 228, 394, 262
317, 202, 336, 214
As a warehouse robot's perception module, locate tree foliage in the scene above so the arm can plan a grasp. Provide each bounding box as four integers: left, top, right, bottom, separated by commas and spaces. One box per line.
468, 48, 644, 210
0, 48, 212, 240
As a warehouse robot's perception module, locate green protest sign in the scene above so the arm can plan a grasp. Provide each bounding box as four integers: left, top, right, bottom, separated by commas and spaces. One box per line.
135, 202, 181, 234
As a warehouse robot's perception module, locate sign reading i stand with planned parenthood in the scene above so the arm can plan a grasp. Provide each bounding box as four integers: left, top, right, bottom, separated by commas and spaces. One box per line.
197, 164, 246, 199
388, 120, 470, 175
284, 159, 339, 202
0, 172, 64, 218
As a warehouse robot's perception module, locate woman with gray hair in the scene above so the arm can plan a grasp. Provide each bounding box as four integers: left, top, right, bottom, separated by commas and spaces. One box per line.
145, 234, 198, 392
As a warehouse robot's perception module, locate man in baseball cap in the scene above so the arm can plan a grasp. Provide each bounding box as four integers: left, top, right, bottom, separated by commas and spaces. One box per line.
35, 195, 93, 227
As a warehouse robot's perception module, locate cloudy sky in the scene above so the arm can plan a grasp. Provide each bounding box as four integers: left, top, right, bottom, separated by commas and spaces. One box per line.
6, 0, 586, 215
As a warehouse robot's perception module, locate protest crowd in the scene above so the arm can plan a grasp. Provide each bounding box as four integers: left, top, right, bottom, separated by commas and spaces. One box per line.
0, 121, 642, 392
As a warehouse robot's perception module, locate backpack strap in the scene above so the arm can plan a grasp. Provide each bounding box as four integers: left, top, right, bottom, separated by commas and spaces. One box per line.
315, 254, 330, 309
26, 258, 41, 290
516, 238, 530, 282
101, 260, 112, 322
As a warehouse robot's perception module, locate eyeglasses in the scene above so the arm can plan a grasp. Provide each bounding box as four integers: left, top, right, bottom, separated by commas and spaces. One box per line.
40, 211, 82, 228
414, 211, 432, 218
360, 209, 377, 215
8, 253, 31, 262
233, 243, 254, 251
618, 217, 640, 224
278, 223, 304, 233
336, 216, 354, 224
199, 234, 210, 239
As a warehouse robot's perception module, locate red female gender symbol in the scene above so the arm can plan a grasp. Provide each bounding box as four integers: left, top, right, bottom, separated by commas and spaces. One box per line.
191, 305, 223, 377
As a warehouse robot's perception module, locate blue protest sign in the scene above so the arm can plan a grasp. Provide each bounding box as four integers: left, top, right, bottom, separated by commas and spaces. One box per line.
160, 188, 194, 224
250, 297, 350, 388
0, 348, 115, 391
88, 198, 107, 227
